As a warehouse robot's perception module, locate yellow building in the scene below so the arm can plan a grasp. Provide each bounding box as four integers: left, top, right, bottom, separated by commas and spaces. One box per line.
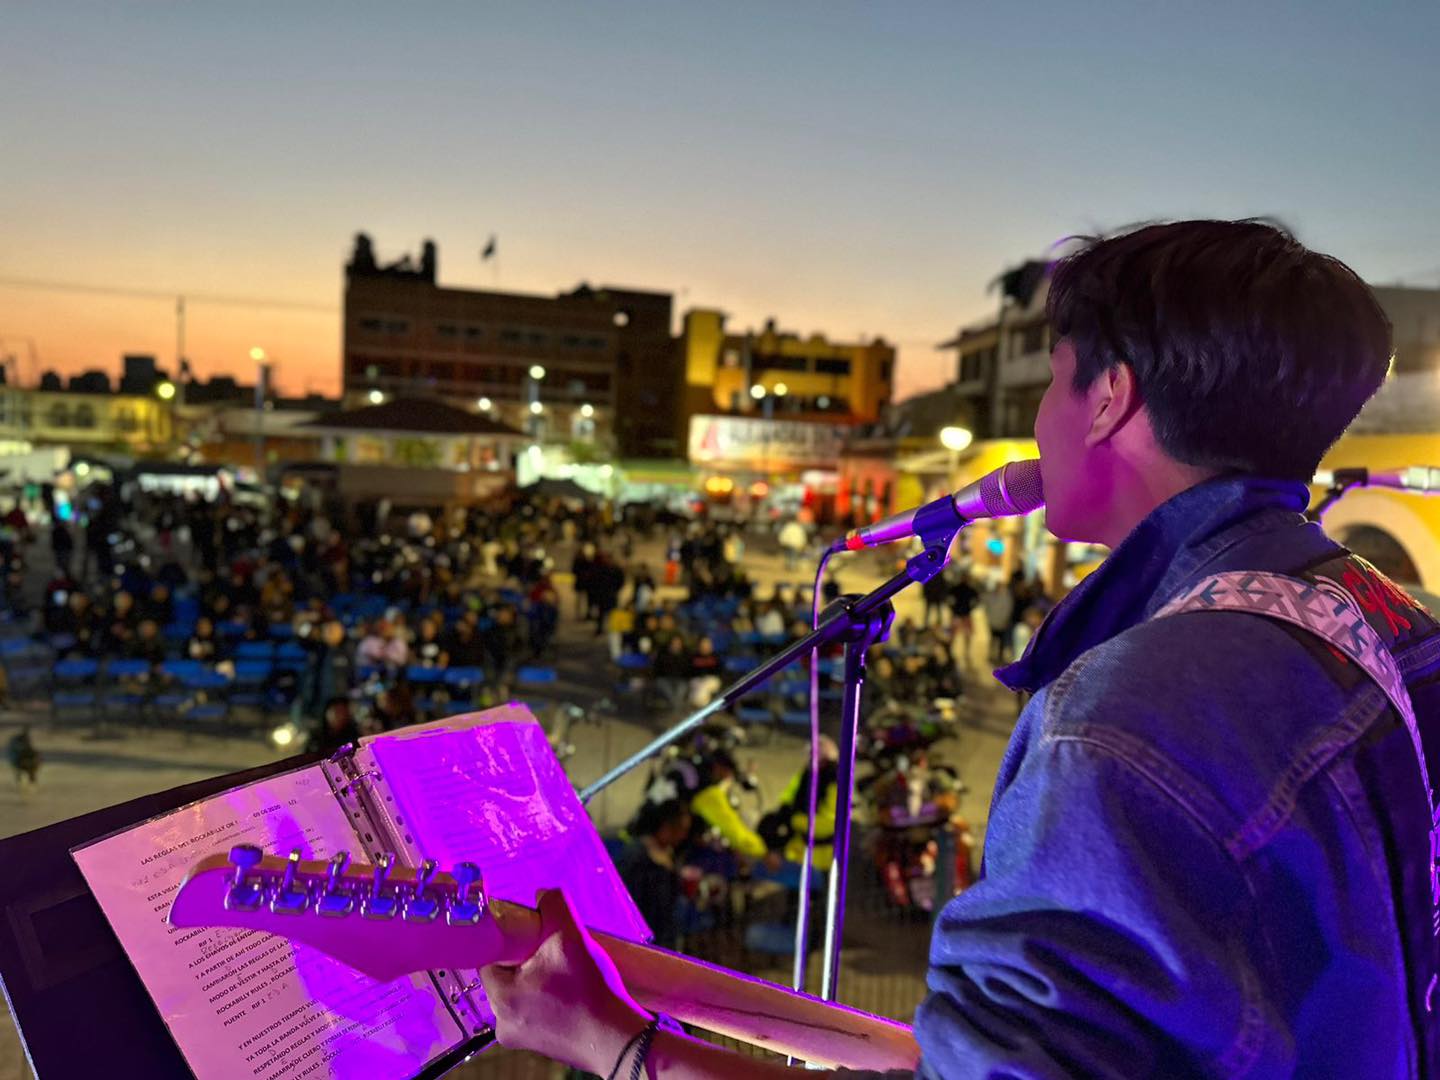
0, 387, 174, 453
681, 309, 894, 424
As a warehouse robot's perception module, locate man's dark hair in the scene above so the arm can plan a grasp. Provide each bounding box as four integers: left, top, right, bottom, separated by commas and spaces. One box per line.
632, 797, 690, 838
1046, 219, 1392, 480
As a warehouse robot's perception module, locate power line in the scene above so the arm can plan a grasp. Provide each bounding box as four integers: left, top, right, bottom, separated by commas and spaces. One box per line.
0, 274, 336, 314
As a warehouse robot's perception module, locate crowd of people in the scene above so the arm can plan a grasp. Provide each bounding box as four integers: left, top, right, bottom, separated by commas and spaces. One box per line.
0, 477, 1061, 956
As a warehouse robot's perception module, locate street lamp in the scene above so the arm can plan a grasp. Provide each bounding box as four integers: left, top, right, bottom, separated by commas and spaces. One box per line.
528, 365, 546, 381
580, 403, 595, 418
477, 396, 492, 411
939, 426, 972, 452
773, 382, 788, 397
368, 389, 385, 405
749, 383, 766, 401
155, 380, 176, 401
940, 425, 973, 497
529, 401, 544, 415
249, 347, 267, 363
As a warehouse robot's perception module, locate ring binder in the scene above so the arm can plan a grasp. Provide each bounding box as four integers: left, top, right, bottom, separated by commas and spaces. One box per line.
54, 708, 645, 1078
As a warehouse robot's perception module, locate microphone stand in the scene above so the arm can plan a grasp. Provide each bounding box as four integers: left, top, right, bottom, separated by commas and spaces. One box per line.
581, 526, 958, 1005
1305, 467, 1367, 522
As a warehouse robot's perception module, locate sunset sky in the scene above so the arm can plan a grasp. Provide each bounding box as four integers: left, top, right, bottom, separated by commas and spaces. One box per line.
3, 3, 1439, 400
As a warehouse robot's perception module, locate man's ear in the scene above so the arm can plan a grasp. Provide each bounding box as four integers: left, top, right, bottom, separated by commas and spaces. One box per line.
1083, 362, 1142, 448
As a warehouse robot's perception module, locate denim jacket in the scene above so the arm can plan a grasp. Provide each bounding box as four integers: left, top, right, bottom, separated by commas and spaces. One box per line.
912, 476, 1440, 1079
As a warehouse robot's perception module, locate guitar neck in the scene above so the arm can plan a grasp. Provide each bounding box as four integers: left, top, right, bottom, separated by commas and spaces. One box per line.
493, 899, 919, 1072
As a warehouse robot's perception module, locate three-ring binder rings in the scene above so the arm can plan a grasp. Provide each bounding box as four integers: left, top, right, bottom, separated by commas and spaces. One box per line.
64, 705, 649, 1080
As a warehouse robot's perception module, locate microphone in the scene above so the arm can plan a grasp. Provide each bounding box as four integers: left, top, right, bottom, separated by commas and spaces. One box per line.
1313, 466, 1440, 494
830, 459, 1044, 554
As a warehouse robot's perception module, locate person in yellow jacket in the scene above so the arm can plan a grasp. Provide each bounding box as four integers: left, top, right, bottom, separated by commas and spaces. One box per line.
688, 750, 769, 860
778, 735, 840, 870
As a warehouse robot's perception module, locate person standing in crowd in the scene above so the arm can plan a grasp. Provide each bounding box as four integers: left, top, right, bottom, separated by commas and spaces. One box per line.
571, 542, 597, 620
305, 698, 362, 756
778, 517, 808, 571
922, 569, 949, 628
982, 575, 1015, 664
589, 553, 626, 637
948, 568, 980, 669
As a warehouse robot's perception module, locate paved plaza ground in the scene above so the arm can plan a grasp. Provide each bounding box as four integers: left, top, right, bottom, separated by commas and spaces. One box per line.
1, 530, 1023, 1079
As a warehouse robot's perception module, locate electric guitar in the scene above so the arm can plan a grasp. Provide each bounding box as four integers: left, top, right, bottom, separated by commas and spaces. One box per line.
170, 846, 920, 1072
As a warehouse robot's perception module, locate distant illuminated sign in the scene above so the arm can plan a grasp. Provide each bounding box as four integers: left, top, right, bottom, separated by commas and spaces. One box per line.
687, 415, 844, 469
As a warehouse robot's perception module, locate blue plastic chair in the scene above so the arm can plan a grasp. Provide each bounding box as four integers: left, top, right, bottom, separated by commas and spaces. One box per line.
517, 665, 557, 685
617, 652, 651, 672
235, 640, 275, 661
780, 709, 813, 731
442, 666, 485, 712
179, 669, 231, 732
229, 659, 274, 712
102, 658, 152, 724
274, 641, 308, 672
174, 596, 201, 625
51, 657, 101, 724
723, 654, 756, 674
736, 704, 774, 728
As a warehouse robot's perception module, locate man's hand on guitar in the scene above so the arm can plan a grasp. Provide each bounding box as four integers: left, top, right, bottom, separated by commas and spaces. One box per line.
479, 888, 653, 1075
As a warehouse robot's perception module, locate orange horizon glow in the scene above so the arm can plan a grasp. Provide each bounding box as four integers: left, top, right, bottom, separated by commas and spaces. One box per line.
0, 274, 951, 402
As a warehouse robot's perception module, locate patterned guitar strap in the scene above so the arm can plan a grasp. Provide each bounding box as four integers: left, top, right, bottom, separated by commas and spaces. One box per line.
1153, 567, 1440, 1015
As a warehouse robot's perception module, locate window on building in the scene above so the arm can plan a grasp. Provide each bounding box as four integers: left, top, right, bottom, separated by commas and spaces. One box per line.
384, 319, 409, 334
72, 404, 96, 429
960, 353, 982, 383
46, 404, 69, 428
500, 328, 524, 345
754, 353, 808, 372
1021, 323, 1045, 355
114, 409, 138, 433
527, 330, 548, 346
879, 360, 893, 381
465, 325, 486, 340
437, 323, 460, 338
358, 317, 383, 332
815, 357, 852, 375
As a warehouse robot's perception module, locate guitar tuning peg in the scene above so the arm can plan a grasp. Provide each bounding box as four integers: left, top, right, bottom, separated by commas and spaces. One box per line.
317, 851, 354, 918
225, 844, 265, 912
363, 852, 399, 920
270, 849, 309, 915
404, 859, 441, 923
447, 861, 485, 926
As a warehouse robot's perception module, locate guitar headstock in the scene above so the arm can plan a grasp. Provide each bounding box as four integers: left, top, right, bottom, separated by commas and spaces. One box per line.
169, 845, 539, 982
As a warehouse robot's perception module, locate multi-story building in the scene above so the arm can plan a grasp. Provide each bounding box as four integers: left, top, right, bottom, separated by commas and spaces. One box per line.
938, 269, 1052, 441
341, 234, 682, 458
681, 310, 894, 424
0, 385, 174, 452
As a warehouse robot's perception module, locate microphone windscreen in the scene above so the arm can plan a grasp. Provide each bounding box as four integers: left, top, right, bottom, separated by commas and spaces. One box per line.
981, 459, 1045, 517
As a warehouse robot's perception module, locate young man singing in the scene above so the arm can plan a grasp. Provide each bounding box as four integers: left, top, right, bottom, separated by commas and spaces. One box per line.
479, 220, 1440, 1077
